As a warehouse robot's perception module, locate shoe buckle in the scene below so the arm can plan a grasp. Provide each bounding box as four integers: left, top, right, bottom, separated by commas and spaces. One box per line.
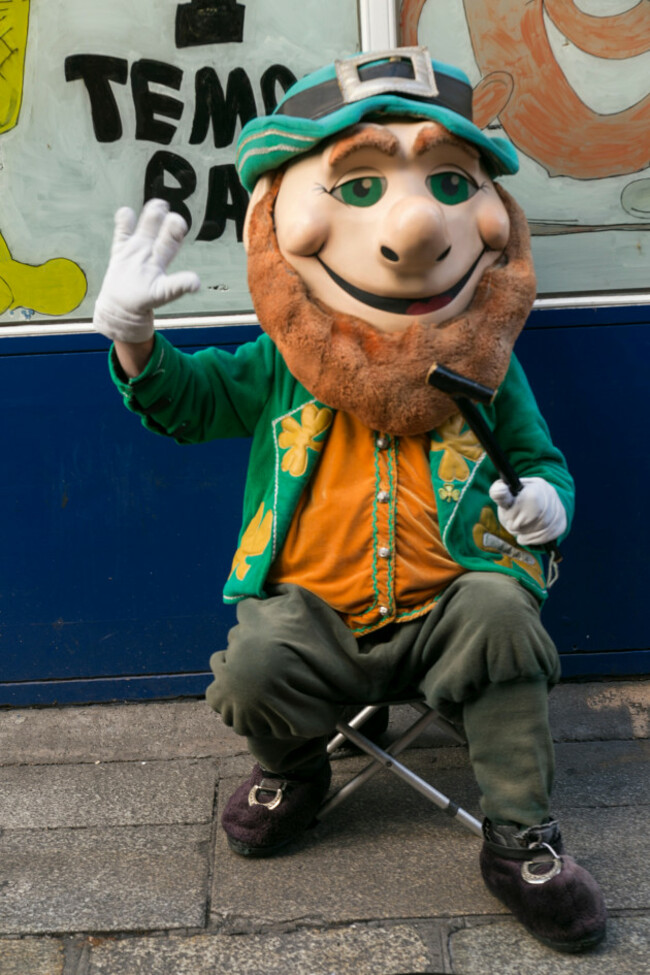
521, 841, 563, 885
248, 778, 286, 810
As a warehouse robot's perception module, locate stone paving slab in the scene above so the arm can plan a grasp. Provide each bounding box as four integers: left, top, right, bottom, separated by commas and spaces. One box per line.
448, 916, 650, 975
559, 807, 650, 912
549, 681, 649, 741
0, 824, 211, 934
85, 924, 435, 975
0, 701, 241, 767
211, 743, 649, 928
0, 938, 65, 975
553, 739, 649, 806
1, 681, 647, 769
211, 753, 493, 927
0, 758, 217, 830
536, 807, 649, 917
329, 737, 650, 807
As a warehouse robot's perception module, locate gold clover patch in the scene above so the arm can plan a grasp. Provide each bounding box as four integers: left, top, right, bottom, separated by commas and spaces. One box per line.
431, 414, 483, 482
278, 404, 333, 478
230, 503, 273, 581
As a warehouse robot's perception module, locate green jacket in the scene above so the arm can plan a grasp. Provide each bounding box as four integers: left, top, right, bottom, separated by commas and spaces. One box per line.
110, 331, 574, 606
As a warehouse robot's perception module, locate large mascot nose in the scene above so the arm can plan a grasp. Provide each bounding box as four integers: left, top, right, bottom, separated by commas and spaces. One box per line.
379, 196, 449, 269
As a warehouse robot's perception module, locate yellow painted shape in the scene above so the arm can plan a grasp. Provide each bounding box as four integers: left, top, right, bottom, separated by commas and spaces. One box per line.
0, 274, 11, 311
430, 414, 483, 483
0, 230, 87, 316
0, 0, 30, 134
472, 506, 544, 587
278, 404, 333, 478
230, 503, 274, 582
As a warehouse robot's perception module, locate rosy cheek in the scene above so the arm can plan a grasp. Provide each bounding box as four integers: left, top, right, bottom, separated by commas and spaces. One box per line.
477, 197, 510, 251
276, 197, 331, 258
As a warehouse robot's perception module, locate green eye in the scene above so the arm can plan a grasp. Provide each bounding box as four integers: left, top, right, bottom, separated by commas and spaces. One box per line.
331, 176, 386, 207
427, 172, 477, 205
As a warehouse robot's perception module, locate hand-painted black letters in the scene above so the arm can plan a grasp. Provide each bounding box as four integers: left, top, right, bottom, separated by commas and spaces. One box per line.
64, 55, 128, 142
144, 151, 197, 229
260, 64, 297, 114
144, 154, 248, 241
66, 50, 295, 240
190, 67, 256, 147
131, 60, 184, 145
197, 164, 249, 241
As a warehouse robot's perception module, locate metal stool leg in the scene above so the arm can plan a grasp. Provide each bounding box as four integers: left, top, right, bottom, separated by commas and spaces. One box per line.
319, 709, 482, 837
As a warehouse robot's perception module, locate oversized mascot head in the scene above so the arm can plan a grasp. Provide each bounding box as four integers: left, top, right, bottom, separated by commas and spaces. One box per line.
236, 47, 536, 435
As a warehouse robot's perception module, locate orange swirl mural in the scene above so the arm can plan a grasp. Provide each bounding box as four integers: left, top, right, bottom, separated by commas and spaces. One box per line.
401, 0, 650, 180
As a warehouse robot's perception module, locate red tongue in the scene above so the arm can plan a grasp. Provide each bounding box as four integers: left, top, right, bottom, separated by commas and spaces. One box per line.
406, 293, 452, 316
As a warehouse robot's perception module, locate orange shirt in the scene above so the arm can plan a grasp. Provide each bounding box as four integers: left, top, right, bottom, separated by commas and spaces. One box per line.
268, 411, 465, 634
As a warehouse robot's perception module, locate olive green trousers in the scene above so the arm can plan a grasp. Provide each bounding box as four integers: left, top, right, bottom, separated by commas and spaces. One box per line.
207, 572, 561, 826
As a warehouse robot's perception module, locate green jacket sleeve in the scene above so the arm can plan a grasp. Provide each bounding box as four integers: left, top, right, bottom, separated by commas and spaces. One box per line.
491, 355, 575, 539
108, 331, 279, 442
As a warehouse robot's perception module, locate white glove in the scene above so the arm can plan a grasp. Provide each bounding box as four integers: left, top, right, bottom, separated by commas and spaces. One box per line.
489, 476, 567, 546
93, 198, 201, 343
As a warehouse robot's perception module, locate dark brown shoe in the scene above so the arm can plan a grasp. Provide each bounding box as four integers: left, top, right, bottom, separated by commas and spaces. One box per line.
222, 762, 331, 857
480, 819, 607, 953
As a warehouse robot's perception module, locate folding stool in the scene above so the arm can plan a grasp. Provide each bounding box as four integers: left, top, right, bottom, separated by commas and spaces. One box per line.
317, 700, 483, 837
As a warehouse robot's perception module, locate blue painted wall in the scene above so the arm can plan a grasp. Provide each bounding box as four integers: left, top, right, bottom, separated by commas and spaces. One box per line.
1, 308, 648, 706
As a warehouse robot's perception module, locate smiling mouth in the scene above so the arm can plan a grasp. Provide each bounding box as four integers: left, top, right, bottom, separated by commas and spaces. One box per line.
317, 249, 487, 316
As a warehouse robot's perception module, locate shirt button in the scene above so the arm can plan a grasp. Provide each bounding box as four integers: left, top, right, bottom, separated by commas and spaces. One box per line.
379, 606, 389, 616
378, 546, 390, 559
376, 435, 391, 450
377, 490, 390, 503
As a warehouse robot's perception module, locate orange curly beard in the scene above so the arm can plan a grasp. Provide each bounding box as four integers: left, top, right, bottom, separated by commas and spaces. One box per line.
246, 176, 536, 435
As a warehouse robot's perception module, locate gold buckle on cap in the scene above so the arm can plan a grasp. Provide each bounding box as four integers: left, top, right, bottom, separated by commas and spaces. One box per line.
335, 47, 438, 105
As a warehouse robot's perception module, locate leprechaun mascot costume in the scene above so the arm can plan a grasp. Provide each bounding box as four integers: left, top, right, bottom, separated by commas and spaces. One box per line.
94, 48, 606, 953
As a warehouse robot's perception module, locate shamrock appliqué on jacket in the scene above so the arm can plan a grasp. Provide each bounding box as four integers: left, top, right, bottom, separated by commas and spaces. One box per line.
473, 506, 544, 587
230, 502, 274, 581
438, 483, 461, 504
278, 404, 333, 477
431, 414, 484, 483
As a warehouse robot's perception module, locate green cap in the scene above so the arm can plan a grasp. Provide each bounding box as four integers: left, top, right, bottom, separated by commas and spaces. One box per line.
236, 46, 518, 193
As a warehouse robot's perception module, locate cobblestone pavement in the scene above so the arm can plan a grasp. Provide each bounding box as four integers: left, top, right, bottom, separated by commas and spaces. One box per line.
1, 681, 648, 975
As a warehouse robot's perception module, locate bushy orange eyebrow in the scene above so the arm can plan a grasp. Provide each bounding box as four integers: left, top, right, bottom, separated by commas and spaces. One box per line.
413, 123, 478, 159
328, 126, 400, 168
